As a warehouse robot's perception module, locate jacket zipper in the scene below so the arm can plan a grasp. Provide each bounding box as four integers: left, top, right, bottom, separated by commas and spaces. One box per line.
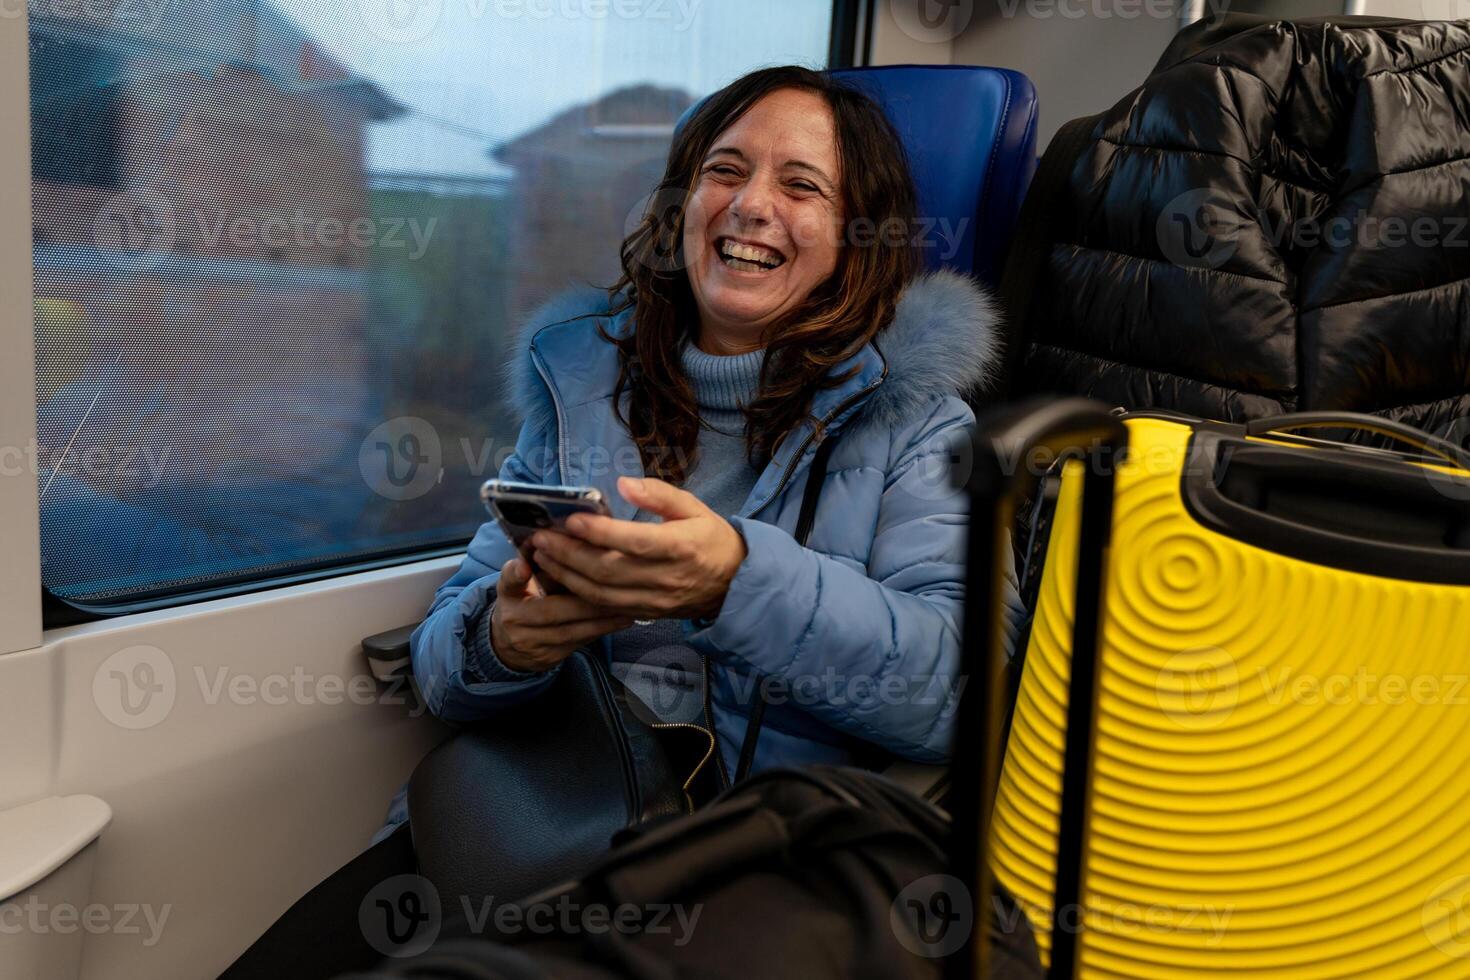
704, 364, 889, 785
535, 335, 886, 792
529, 342, 571, 482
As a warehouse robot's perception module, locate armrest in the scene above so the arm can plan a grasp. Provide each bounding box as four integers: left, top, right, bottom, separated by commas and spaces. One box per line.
362, 623, 417, 682
0, 795, 111, 901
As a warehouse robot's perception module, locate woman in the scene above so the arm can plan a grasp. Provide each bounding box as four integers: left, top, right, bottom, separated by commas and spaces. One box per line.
225, 65, 1023, 978
408, 64, 1023, 782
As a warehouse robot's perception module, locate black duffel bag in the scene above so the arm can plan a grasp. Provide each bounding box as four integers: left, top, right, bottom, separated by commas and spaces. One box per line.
342, 767, 1041, 979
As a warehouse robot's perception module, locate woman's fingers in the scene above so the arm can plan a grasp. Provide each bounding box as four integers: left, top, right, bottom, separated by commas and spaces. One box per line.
496, 613, 635, 672
613, 476, 707, 521
533, 550, 660, 615
531, 530, 665, 586
559, 513, 670, 558
498, 557, 533, 599
510, 592, 626, 627
553, 614, 638, 644
509, 615, 635, 652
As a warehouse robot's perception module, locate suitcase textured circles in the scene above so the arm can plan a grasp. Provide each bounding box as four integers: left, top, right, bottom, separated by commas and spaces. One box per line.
991, 417, 1470, 978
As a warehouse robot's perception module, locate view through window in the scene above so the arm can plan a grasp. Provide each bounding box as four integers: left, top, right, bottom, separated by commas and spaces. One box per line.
29, 0, 834, 607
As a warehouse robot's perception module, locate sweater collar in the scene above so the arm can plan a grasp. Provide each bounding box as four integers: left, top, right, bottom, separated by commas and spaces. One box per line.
679, 342, 764, 414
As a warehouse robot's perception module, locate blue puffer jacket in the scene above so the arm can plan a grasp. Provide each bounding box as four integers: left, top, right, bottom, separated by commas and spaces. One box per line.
410, 268, 1024, 784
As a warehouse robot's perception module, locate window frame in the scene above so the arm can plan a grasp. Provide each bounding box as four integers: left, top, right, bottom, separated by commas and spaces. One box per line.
0, 13, 44, 653
829, 0, 873, 68
13, 3, 854, 628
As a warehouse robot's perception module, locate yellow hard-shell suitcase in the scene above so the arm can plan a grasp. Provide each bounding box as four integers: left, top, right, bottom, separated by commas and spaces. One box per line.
961, 402, 1470, 979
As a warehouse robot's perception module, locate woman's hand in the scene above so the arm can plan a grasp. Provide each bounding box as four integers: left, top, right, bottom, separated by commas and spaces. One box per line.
489, 557, 636, 673
529, 476, 748, 622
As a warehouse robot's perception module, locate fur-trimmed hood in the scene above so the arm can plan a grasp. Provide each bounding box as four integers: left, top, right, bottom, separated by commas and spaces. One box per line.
506, 268, 1001, 439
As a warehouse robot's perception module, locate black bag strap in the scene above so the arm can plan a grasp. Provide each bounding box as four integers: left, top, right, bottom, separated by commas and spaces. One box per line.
732, 433, 840, 784
993, 114, 1100, 401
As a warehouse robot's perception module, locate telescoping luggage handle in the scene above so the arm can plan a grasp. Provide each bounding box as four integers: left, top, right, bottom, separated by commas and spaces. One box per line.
949, 398, 1128, 980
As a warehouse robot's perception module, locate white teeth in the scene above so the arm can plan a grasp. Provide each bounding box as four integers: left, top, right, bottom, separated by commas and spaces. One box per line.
719, 240, 782, 266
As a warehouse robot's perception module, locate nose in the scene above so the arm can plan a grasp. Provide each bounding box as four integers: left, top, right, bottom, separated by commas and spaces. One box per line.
728, 172, 777, 227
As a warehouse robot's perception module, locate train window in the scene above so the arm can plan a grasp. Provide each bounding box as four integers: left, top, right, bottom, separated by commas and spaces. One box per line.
29, 0, 836, 614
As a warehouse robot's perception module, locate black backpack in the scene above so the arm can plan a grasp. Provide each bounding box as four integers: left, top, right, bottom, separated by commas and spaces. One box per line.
340, 767, 1041, 980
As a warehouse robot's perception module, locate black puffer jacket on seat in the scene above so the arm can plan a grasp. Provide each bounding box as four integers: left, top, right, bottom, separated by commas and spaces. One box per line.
1013, 15, 1470, 436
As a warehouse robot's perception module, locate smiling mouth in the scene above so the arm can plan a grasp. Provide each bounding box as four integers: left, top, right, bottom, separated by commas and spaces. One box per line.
716, 237, 786, 273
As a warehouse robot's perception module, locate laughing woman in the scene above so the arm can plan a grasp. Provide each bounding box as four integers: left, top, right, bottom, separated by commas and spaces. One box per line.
410, 64, 1024, 783
223, 64, 1025, 980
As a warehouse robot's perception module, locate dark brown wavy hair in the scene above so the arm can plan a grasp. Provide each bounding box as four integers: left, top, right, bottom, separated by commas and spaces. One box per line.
603, 66, 920, 483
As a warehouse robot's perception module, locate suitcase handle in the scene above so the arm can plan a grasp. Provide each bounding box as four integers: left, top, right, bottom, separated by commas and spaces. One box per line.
952, 398, 1128, 980
1245, 412, 1470, 470
1183, 433, 1470, 584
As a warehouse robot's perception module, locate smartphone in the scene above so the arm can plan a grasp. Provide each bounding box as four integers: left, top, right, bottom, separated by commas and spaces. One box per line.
480, 479, 610, 594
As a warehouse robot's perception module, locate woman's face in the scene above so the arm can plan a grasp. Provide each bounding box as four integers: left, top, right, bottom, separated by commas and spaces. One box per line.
682, 88, 845, 350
